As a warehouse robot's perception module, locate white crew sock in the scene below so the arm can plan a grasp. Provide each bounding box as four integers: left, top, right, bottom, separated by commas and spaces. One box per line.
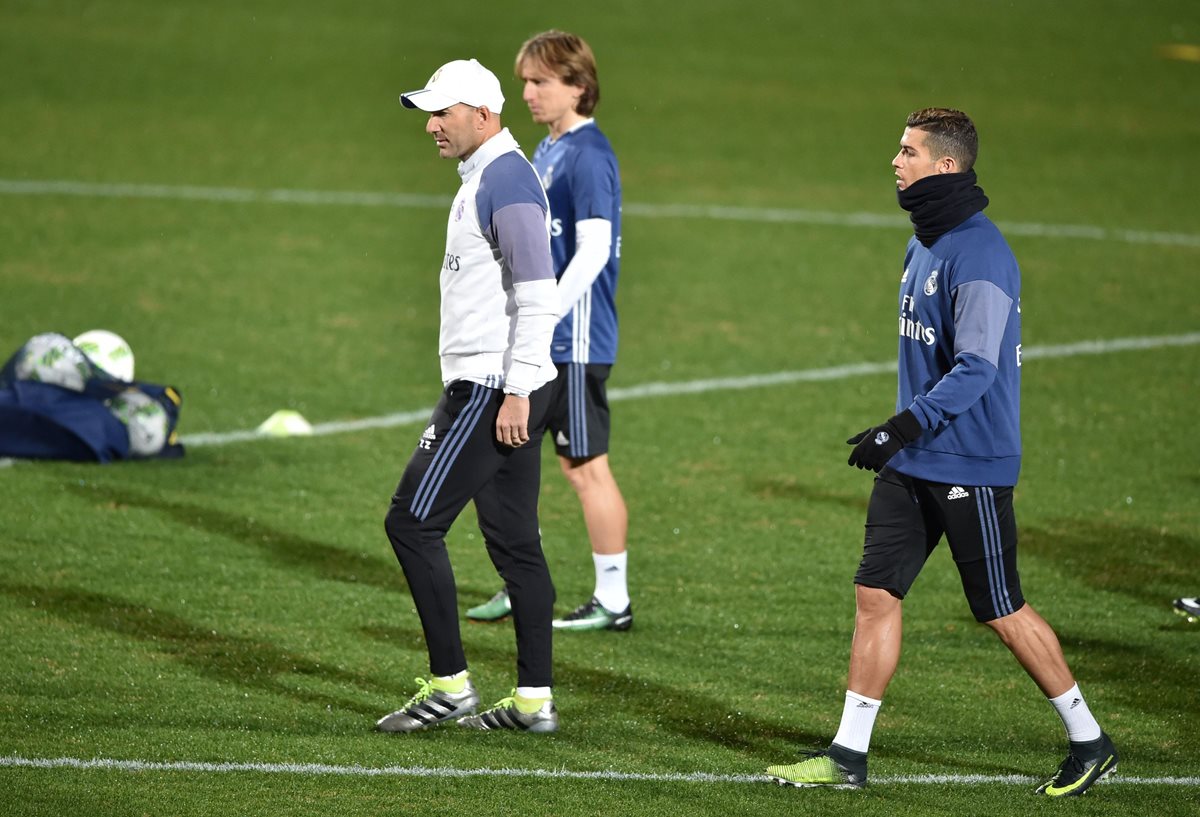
831, 691, 882, 754
592, 552, 629, 612
515, 686, 551, 700
1048, 683, 1102, 742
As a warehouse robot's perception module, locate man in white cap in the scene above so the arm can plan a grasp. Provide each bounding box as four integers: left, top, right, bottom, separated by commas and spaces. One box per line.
377, 58, 561, 734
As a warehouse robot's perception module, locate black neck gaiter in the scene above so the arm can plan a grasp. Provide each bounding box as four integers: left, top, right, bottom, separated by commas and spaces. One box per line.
896, 170, 989, 247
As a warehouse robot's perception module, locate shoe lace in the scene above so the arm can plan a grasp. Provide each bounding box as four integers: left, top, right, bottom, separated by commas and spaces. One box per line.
563, 598, 602, 620
481, 689, 518, 713
1046, 753, 1084, 785
403, 677, 436, 708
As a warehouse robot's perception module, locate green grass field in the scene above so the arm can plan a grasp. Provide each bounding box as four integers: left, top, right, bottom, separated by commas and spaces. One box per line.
2, 1, 1198, 815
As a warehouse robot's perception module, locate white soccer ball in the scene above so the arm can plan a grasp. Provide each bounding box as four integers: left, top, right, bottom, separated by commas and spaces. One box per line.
109, 390, 168, 457
14, 333, 92, 391
73, 329, 135, 382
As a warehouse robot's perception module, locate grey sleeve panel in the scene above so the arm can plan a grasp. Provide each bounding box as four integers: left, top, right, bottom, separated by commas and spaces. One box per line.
476, 152, 547, 230
952, 280, 1013, 367
490, 203, 555, 284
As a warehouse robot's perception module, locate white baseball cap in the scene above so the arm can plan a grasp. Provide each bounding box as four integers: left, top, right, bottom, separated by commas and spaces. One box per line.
400, 58, 505, 113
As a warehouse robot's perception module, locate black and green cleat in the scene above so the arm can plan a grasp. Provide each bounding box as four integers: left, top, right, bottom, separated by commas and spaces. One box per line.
1173, 597, 1200, 623
1035, 732, 1119, 797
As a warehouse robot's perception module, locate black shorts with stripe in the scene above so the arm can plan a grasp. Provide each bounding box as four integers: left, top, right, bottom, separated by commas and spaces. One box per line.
854, 467, 1025, 622
546, 362, 612, 459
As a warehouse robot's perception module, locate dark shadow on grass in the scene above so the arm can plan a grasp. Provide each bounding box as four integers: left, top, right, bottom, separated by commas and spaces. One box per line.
67, 481, 402, 594
747, 477, 867, 512
1022, 519, 1197, 607
1042, 631, 1200, 720
361, 623, 820, 755
357, 623, 1180, 777
1, 582, 390, 724
65, 482, 506, 604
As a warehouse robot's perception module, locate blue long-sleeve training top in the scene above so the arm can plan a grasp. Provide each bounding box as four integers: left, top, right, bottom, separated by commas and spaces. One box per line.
888, 211, 1023, 487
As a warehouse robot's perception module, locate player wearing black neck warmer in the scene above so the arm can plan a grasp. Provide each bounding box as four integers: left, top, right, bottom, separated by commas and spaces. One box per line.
897, 168, 989, 248
769, 108, 1117, 797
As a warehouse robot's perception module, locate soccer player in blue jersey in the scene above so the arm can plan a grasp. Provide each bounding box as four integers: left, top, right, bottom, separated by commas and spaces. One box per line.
767, 109, 1118, 795
376, 58, 560, 734
467, 31, 632, 632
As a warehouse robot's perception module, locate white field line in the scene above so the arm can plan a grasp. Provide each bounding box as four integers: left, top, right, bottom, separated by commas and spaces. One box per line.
1, 755, 1196, 787
3, 178, 1200, 249
181, 331, 1200, 448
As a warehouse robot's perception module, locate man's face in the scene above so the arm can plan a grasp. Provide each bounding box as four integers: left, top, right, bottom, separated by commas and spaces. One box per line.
425, 103, 483, 160
892, 127, 944, 191
519, 60, 582, 127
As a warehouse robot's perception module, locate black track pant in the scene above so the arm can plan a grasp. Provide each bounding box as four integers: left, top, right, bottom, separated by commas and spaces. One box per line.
384, 379, 555, 687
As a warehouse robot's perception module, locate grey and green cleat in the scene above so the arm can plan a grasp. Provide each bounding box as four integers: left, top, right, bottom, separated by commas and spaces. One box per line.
466, 588, 512, 622
457, 691, 558, 733
767, 745, 868, 789
553, 596, 632, 631
375, 675, 479, 733
1035, 732, 1118, 797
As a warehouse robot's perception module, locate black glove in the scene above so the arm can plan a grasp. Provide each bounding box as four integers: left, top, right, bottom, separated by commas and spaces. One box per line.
846, 409, 923, 472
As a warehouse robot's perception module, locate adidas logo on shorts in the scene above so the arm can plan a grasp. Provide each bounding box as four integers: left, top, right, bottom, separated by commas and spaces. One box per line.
947, 486, 970, 500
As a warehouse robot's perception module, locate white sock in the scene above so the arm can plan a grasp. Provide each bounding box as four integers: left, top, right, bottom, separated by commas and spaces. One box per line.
592, 552, 629, 612
515, 686, 551, 700
1048, 683, 1102, 742
831, 691, 882, 754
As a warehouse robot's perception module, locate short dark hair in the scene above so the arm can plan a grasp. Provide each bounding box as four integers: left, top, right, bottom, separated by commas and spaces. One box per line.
906, 108, 978, 171
515, 30, 600, 116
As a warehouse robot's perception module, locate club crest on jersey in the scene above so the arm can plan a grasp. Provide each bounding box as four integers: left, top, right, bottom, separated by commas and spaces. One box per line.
540, 164, 554, 190
454, 199, 465, 222
924, 270, 939, 296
